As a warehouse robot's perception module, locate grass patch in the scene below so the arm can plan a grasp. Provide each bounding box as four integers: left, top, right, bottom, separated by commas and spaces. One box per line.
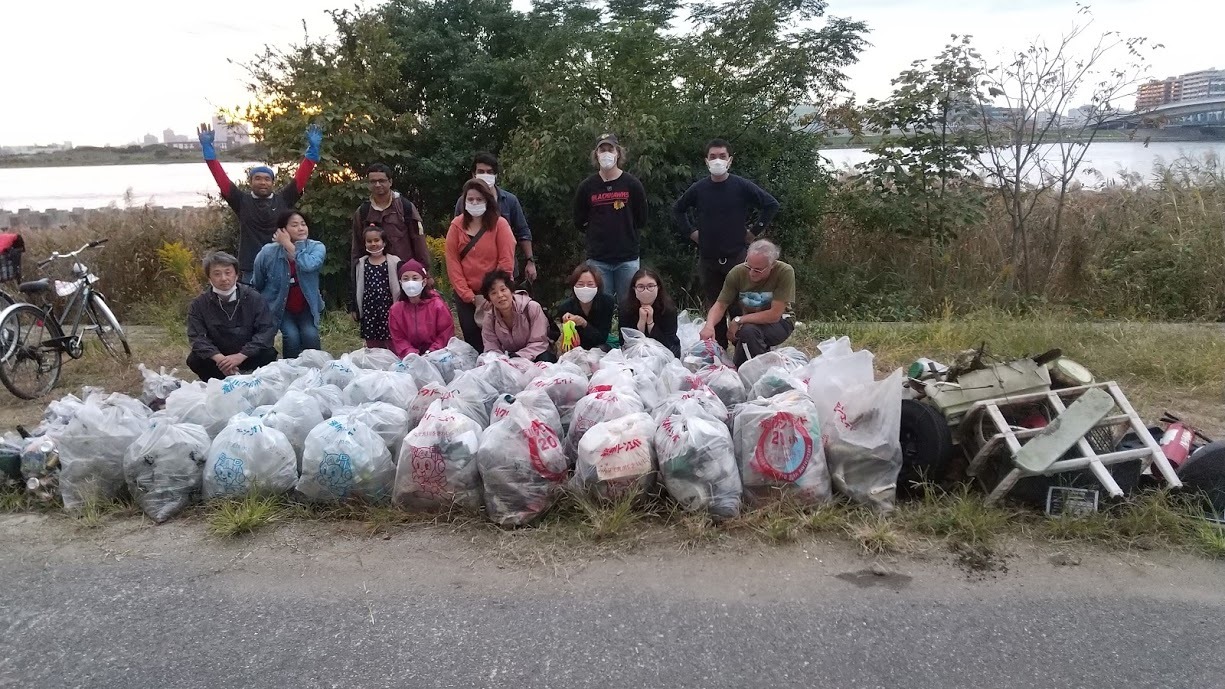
75, 495, 136, 529
849, 514, 904, 555
207, 494, 284, 538
899, 486, 1018, 551
1, 484, 33, 513
1190, 523, 1225, 559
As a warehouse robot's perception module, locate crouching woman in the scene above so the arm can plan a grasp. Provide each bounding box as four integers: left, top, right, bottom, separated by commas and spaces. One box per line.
251, 209, 326, 358
480, 270, 556, 362
186, 251, 278, 381
388, 259, 455, 357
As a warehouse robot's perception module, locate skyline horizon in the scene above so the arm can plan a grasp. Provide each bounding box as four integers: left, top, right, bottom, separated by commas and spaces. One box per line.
1, 0, 1212, 146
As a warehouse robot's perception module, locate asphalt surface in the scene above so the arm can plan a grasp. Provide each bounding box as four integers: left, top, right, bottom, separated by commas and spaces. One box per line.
2, 517, 1223, 689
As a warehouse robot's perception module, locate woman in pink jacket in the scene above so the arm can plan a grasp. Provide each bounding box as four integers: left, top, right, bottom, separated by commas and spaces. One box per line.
388, 259, 456, 357
479, 270, 556, 362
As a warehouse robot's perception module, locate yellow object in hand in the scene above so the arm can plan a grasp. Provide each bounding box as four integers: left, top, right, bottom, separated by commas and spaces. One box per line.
558, 320, 580, 353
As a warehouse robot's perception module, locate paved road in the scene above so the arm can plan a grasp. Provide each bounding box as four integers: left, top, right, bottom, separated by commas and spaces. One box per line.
1, 517, 1222, 689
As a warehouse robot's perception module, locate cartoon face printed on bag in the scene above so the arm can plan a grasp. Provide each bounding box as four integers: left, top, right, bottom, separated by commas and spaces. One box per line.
316, 452, 355, 497
211, 453, 248, 491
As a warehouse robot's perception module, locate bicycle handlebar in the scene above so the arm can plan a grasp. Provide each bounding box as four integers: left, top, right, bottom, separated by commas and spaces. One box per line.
37, 239, 108, 268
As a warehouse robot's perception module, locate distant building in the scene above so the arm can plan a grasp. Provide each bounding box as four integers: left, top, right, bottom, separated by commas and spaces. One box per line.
210, 116, 252, 150
1180, 69, 1225, 101
162, 128, 189, 145
1136, 78, 1181, 111
142, 134, 158, 146
0, 142, 73, 156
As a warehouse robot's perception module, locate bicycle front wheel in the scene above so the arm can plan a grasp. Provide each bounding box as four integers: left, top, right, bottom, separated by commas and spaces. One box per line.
88, 294, 130, 363
0, 304, 63, 399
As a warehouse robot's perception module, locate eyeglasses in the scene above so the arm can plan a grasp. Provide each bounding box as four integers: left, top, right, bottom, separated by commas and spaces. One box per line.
746, 264, 770, 276
634, 284, 658, 292
367, 179, 391, 186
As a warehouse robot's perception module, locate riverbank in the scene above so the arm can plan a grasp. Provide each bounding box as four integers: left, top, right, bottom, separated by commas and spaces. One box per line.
0, 144, 268, 169
822, 128, 1225, 149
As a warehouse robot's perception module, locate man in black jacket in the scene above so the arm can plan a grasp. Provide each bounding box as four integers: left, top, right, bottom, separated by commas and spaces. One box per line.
673, 138, 780, 348
186, 251, 278, 381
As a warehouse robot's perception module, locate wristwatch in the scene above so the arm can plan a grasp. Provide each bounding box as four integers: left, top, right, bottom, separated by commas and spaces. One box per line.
525, 257, 535, 264
733, 316, 742, 325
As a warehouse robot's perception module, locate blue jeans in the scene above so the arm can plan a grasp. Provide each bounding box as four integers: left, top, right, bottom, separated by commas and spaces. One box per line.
280, 310, 320, 359
586, 258, 640, 304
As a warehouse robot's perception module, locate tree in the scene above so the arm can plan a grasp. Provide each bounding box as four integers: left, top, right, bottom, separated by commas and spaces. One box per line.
977, 6, 1155, 292
233, 0, 868, 308
849, 36, 986, 254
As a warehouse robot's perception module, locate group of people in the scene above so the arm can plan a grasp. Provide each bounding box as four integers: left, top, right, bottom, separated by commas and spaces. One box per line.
185, 126, 796, 381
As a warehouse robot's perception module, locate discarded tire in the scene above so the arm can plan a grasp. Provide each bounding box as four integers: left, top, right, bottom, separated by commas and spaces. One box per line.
898, 399, 952, 498
1179, 445, 1225, 517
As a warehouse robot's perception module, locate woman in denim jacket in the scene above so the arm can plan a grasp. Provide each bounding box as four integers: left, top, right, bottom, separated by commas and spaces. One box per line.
252, 208, 327, 358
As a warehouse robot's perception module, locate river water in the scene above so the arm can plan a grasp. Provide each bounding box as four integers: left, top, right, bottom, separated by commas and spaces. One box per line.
1, 141, 1223, 211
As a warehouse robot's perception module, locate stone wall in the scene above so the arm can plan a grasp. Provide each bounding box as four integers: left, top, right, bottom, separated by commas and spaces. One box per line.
0, 206, 214, 230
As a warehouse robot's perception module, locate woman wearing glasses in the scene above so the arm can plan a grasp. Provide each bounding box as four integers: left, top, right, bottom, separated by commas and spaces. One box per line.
620, 268, 680, 358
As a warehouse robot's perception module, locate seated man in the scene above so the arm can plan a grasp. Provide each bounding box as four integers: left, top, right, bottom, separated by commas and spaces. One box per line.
186, 251, 279, 381
699, 239, 795, 367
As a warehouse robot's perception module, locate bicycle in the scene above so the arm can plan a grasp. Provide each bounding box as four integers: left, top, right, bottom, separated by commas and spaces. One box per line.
0, 239, 131, 399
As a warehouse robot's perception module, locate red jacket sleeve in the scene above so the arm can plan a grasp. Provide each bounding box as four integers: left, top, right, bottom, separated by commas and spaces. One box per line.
388, 303, 415, 358
205, 159, 234, 198
430, 297, 455, 352
294, 158, 316, 194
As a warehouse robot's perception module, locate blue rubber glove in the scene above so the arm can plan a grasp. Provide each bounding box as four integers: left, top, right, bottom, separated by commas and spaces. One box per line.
304, 124, 323, 162
197, 125, 217, 161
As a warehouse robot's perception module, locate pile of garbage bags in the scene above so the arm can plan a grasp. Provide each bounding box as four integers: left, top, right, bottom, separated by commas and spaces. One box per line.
17, 329, 908, 525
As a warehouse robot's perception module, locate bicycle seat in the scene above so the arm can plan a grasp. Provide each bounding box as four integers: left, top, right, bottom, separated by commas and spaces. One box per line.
18, 278, 51, 294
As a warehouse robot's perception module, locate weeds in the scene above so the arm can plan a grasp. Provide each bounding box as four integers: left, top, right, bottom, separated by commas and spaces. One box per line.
899, 486, 1016, 551
207, 494, 284, 538
1190, 523, 1225, 559
849, 514, 904, 555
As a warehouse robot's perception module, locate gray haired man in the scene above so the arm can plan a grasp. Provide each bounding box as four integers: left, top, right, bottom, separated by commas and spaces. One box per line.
699, 239, 796, 367
186, 251, 279, 381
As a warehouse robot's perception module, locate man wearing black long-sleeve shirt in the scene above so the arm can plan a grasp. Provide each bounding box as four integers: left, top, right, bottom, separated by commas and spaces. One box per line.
673, 138, 780, 348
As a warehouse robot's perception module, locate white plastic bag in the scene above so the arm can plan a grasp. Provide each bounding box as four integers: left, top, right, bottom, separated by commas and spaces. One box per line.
558, 347, 605, 378
565, 390, 645, 462
621, 327, 676, 374
44, 392, 85, 427
750, 366, 807, 400
317, 357, 361, 388
347, 347, 403, 371
738, 348, 808, 390
301, 384, 345, 419
394, 353, 446, 387
394, 400, 484, 512
524, 363, 588, 429
574, 412, 657, 501
733, 391, 831, 506
56, 398, 150, 511
446, 370, 500, 427
677, 311, 704, 352
293, 349, 334, 369
654, 401, 741, 519
260, 390, 325, 464
424, 337, 479, 383
695, 364, 748, 408
491, 389, 563, 439
477, 402, 568, 526
683, 339, 734, 372
166, 378, 255, 437
344, 370, 418, 409
297, 415, 395, 503
408, 382, 451, 428
588, 365, 636, 396
137, 364, 185, 406
214, 373, 281, 408
203, 415, 297, 499
652, 388, 730, 427
344, 402, 411, 456
817, 367, 904, 512
658, 361, 705, 397
123, 421, 210, 523
508, 357, 551, 384
472, 357, 531, 395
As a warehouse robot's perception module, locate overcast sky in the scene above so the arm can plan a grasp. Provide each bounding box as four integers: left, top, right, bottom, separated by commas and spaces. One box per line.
1, 0, 1213, 146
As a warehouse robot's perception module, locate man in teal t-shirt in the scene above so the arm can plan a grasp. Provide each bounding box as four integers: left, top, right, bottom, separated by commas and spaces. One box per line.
699, 239, 795, 366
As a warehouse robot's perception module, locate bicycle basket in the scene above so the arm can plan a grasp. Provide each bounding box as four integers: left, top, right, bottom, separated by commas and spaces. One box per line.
0, 233, 24, 284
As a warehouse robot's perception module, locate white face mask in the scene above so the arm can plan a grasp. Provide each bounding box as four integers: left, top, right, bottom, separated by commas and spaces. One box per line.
212, 285, 238, 300
597, 152, 617, 170
707, 159, 730, 176
475, 173, 496, 187
465, 202, 487, 217
637, 290, 657, 306
574, 286, 599, 304
367, 247, 384, 257
402, 280, 424, 298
